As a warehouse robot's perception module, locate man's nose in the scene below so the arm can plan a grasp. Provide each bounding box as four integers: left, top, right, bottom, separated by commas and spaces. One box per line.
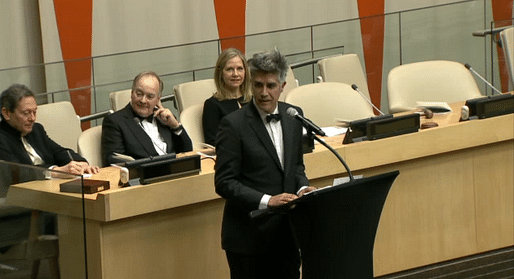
261, 85, 269, 96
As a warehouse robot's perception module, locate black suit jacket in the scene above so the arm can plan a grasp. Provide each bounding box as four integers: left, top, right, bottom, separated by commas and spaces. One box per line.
0, 120, 85, 168
0, 120, 86, 196
214, 101, 309, 254
101, 104, 193, 165
202, 95, 248, 146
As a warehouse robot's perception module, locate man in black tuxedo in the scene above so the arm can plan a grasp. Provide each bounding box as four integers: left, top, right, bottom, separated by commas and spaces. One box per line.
101, 71, 193, 165
0, 84, 99, 175
215, 49, 316, 279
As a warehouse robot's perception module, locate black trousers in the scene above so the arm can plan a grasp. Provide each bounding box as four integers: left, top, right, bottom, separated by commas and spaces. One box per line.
226, 249, 301, 279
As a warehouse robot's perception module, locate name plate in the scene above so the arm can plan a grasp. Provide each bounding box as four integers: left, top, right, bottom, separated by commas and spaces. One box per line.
139, 154, 201, 185
465, 94, 514, 119
366, 113, 420, 141
343, 114, 420, 143
343, 115, 393, 144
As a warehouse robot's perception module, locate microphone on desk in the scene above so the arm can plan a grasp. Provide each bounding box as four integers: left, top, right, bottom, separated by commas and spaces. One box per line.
464, 63, 503, 95
351, 84, 385, 115
286, 107, 326, 137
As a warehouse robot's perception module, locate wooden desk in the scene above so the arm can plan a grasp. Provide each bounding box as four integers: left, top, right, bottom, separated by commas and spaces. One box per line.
7, 103, 514, 278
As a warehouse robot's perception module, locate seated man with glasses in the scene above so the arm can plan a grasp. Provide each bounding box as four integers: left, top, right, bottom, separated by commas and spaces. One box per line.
101, 71, 193, 166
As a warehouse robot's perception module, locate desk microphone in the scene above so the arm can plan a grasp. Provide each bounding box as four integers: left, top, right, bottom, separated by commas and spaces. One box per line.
351, 84, 385, 115
464, 63, 503, 95
286, 107, 326, 137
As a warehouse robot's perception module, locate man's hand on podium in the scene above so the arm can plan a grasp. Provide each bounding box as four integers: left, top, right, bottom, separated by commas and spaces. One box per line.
269, 193, 298, 207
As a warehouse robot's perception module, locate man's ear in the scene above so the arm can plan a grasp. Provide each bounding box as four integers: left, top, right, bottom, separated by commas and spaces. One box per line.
1, 107, 10, 121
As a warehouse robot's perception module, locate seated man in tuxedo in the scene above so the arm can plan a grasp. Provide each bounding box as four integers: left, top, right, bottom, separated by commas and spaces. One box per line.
101, 71, 193, 165
0, 84, 99, 175
214, 49, 316, 279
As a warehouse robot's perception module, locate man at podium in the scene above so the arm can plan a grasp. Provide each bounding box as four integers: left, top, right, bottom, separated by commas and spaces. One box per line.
215, 49, 315, 279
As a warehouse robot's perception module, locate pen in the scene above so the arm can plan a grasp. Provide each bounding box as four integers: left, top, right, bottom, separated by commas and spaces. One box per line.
67, 150, 74, 162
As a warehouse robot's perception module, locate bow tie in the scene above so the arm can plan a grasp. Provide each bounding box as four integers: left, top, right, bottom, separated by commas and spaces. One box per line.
266, 113, 281, 123
137, 114, 154, 123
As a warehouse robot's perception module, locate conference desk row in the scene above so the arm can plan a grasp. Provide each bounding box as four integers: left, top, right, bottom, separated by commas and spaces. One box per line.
6, 101, 514, 278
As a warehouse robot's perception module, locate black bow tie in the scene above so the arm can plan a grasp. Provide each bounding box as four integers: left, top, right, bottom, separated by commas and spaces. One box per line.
137, 114, 154, 123
266, 113, 281, 123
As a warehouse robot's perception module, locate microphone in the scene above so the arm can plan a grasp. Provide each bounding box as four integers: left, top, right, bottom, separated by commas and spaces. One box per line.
286, 107, 326, 137
464, 63, 502, 95
351, 84, 385, 115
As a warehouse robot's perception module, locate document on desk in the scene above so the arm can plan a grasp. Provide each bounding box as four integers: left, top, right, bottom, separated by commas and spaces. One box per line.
416, 101, 452, 114
304, 175, 363, 195
321, 126, 348, 137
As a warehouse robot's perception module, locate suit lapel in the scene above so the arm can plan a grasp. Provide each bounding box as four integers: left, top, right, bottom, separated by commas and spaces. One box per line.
279, 103, 295, 174
157, 123, 173, 153
247, 103, 283, 171
121, 105, 156, 155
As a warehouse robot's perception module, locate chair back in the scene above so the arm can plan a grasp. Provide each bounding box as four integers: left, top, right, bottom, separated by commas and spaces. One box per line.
109, 89, 132, 111
179, 103, 205, 149
317, 54, 371, 100
173, 79, 216, 112
500, 27, 514, 90
37, 101, 82, 152
285, 82, 375, 127
387, 60, 483, 113
78, 125, 103, 167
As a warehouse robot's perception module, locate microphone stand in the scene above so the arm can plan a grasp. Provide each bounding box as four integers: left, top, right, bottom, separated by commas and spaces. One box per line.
309, 129, 354, 181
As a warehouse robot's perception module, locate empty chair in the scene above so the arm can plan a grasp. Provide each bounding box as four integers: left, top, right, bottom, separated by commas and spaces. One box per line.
500, 26, 514, 90
279, 66, 299, 102
317, 53, 371, 100
109, 89, 131, 111
284, 82, 375, 127
173, 79, 217, 112
179, 103, 205, 149
36, 101, 82, 152
78, 125, 103, 167
387, 60, 484, 113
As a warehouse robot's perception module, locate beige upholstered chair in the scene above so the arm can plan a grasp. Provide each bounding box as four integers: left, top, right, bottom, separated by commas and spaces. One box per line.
37, 101, 82, 152
317, 53, 371, 100
173, 79, 216, 113
78, 125, 103, 167
500, 26, 514, 90
387, 60, 484, 113
284, 82, 375, 127
109, 89, 132, 111
179, 103, 205, 149
280, 66, 299, 102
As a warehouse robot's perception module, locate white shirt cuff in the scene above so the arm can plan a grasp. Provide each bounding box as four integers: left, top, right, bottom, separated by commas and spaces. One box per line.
259, 194, 271, 209
45, 165, 57, 179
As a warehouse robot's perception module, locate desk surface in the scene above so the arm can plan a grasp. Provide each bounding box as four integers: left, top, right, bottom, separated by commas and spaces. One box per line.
6, 101, 513, 222
6, 99, 514, 278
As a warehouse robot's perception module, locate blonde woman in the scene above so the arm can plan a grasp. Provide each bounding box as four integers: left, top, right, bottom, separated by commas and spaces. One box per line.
202, 48, 252, 146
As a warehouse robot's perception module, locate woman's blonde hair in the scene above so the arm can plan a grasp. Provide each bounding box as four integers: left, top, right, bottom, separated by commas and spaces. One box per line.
213, 48, 252, 102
